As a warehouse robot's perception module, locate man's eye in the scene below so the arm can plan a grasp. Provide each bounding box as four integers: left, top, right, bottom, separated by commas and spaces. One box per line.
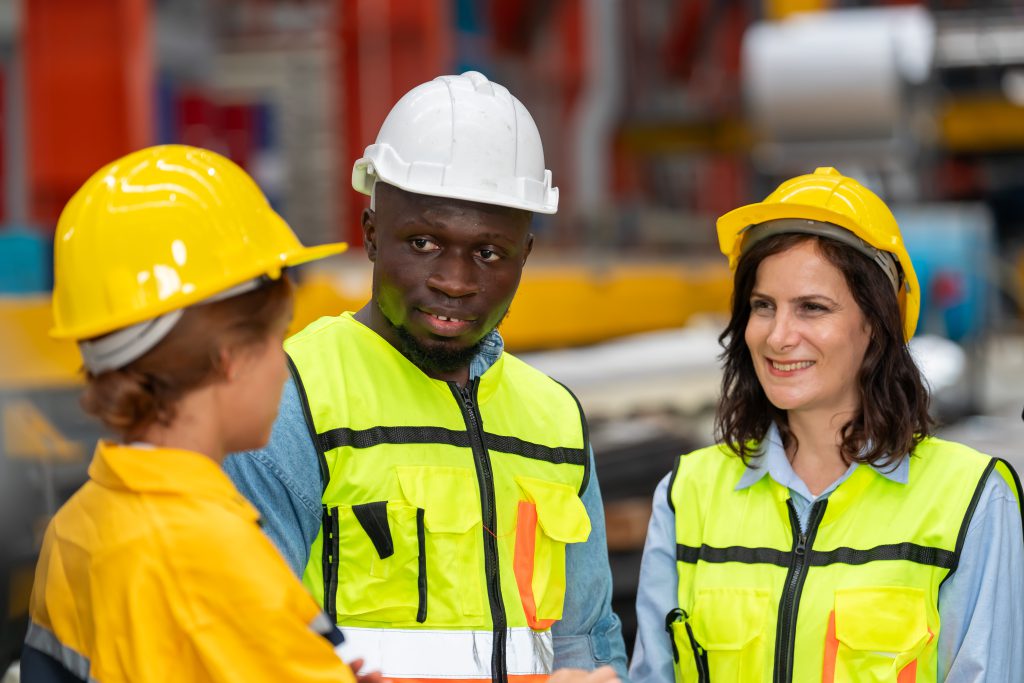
410, 238, 437, 251
479, 249, 499, 262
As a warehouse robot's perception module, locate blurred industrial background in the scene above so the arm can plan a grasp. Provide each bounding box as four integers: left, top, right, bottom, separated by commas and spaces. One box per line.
3, 0, 1024, 675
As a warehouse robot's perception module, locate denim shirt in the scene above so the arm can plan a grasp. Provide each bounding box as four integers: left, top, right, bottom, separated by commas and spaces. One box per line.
630, 424, 1024, 683
224, 329, 629, 679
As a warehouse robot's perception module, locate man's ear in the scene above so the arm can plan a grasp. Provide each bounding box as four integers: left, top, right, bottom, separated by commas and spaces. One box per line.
362, 209, 378, 262
522, 233, 534, 265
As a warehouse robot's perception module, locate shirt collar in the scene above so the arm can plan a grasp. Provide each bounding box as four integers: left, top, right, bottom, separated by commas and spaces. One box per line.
469, 329, 504, 379
735, 423, 909, 497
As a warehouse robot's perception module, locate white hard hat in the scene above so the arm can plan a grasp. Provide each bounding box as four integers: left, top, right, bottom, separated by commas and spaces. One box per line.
352, 71, 558, 214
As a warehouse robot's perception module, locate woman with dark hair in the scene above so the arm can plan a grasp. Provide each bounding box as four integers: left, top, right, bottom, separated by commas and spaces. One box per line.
20, 145, 367, 683
630, 168, 1024, 682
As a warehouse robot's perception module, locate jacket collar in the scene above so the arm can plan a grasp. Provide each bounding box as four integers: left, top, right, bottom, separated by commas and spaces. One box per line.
88, 441, 260, 521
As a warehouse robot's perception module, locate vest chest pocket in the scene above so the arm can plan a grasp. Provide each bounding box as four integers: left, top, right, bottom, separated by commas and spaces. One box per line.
683, 588, 771, 682
825, 586, 931, 683
335, 500, 424, 622
396, 466, 485, 623
513, 476, 591, 630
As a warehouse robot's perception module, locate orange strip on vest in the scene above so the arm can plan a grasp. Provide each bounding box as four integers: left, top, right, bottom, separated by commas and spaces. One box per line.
822, 610, 839, 682
513, 500, 555, 631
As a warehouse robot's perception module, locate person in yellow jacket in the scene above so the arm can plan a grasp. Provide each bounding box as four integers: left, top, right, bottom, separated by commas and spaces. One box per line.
20, 145, 371, 683
630, 168, 1024, 682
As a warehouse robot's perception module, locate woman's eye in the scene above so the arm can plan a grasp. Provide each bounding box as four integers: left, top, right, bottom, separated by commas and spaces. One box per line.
750, 299, 773, 312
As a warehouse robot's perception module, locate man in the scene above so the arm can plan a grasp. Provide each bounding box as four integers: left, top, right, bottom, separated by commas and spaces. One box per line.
225, 72, 628, 682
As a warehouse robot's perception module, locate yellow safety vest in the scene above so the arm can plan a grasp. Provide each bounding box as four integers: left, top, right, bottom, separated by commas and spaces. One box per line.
667, 438, 1023, 683
286, 312, 591, 683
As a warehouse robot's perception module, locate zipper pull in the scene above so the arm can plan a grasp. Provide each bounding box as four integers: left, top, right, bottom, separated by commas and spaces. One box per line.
795, 532, 807, 555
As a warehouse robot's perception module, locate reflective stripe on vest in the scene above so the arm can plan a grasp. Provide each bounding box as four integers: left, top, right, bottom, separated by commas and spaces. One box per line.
286, 313, 590, 681
667, 438, 1017, 683
336, 625, 553, 681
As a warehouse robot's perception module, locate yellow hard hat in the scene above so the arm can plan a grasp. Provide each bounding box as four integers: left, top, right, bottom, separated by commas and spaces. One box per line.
717, 167, 919, 341
51, 145, 347, 341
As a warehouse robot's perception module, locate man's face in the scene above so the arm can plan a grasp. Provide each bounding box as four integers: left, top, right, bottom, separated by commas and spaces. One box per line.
361, 184, 533, 382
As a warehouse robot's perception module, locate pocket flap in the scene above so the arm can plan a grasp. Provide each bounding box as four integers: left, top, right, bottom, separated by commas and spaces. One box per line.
515, 476, 591, 543
690, 588, 769, 650
397, 466, 481, 533
834, 586, 929, 653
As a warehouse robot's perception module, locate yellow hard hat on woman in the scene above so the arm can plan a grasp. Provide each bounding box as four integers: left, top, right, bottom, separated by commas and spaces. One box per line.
51, 144, 347, 372
717, 167, 920, 341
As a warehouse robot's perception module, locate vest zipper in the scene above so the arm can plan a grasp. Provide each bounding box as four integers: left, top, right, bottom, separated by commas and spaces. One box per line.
772, 498, 827, 682
451, 379, 509, 683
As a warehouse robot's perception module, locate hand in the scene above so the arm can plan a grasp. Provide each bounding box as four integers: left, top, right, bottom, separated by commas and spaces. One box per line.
548, 665, 621, 683
348, 658, 383, 683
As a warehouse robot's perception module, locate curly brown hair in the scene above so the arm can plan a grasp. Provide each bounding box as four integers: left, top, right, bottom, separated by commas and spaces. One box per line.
714, 232, 933, 468
80, 276, 293, 441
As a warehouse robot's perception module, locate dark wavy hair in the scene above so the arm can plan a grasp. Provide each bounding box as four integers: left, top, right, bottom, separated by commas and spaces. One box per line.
81, 276, 293, 441
714, 232, 934, 467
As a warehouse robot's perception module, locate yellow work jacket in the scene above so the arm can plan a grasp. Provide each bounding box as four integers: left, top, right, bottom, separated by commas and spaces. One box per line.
286, 312, 591, 683
667, 438, 1022, 683
26, 441, 356, 683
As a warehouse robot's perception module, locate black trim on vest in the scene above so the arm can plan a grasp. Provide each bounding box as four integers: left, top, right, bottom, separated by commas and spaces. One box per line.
667, 455, 683, 513
995, 457, 1024, 546
416, 508, 428, 623
552, 378, 592, 496
318, 425, 587, 468
321, 506, 340, 622
944, 458, 997, 586
287, 354, 330, 492
677, 540, 957, 570
352, 501, 395, 559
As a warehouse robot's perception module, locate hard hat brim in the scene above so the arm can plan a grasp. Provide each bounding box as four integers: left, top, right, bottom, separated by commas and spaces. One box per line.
50, 242, 348, 341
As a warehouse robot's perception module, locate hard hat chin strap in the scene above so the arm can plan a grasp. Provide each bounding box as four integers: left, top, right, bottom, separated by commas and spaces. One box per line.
740, 218, 903, 294
78, 277, 266, 375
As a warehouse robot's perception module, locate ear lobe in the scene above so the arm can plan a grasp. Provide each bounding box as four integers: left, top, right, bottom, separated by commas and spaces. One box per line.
362, 209, 378, 262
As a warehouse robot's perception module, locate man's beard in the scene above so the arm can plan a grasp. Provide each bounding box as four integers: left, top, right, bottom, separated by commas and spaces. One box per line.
387, 317, 484, 375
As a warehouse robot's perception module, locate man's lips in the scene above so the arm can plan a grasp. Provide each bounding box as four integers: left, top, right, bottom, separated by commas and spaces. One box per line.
415, 309, 478, 337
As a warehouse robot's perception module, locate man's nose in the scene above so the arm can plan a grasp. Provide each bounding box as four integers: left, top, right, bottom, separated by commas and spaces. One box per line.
426, 252, 480, 299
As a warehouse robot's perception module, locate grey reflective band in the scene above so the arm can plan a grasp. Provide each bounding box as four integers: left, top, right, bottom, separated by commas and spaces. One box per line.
25, 621, 97, 682
78, 276, 266, 374
78, 309, 184, 374
739, 218, 904, 294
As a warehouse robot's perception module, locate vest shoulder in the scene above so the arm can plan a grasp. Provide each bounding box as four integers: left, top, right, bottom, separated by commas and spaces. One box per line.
913, 436, 992, 471
285, 313, 354, 350
673, 443, 746, 481
496, 352, 576, 398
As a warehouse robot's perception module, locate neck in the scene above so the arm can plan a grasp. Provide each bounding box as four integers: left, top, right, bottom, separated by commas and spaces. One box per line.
136, 387, 226, 464
785, 409, 854, 496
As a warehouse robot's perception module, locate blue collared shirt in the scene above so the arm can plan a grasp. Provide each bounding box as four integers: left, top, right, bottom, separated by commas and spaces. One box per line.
630, 424, 1024, 682
224, 328, 629, 679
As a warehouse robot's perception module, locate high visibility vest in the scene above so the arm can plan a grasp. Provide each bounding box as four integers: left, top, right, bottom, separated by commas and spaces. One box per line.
286, 313, 591, 683
667, 438, 1023, 683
